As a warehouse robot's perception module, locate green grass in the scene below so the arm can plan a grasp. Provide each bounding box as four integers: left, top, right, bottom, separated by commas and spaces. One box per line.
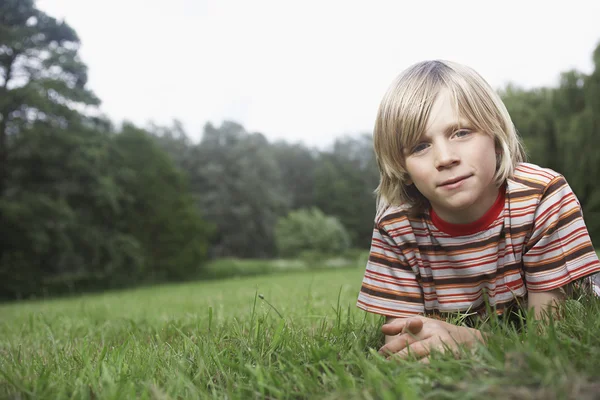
1, 267, 600, 399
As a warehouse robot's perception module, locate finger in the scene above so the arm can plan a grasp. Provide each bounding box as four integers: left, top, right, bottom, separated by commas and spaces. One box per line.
378, 332, 422, 356
394, 340, 432, 360
403, 318, 423, 335
380, 319, 408, 336
381, 316, 424, 336
419, 356, 430, 365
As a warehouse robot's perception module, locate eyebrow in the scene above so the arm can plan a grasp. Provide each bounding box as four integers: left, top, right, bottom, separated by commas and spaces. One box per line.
422, 120, 473, 138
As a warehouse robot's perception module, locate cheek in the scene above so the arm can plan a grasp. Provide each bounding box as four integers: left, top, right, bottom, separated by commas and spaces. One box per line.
405, 167, 433, 194
405, 160, 428, 182
476, 147, 498, 176
474, 137, 497, 167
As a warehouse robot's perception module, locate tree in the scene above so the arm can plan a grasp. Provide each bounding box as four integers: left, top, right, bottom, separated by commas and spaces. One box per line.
0, 121, 144, 298
112, 124, 213, 281
0, 1, 214, 299
314, 135, 379, 248
275, 208, 350, 257
271, 141, 318, 210
0, 0, 99, 195
0, 1, 111, 298
148, 119, 195, 174
191, 121, 289, 258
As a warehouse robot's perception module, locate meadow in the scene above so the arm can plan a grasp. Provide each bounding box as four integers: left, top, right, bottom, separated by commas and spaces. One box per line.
1, 266, 600, 399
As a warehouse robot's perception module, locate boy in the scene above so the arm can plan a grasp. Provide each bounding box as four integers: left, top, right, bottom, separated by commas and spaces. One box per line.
357, 60, 600, 360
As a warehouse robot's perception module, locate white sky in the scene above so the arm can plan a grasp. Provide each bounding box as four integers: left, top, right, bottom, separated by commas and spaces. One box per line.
37, 0, 600, 148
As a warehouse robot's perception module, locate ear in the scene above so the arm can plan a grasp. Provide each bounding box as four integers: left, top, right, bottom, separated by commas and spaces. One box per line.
494, 140, 502, 155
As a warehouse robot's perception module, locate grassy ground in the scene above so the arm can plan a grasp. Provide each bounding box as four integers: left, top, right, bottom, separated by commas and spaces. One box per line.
1, 267, 600, 399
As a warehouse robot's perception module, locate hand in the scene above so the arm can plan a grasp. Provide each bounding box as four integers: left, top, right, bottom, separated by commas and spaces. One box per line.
378, 316, 483, 361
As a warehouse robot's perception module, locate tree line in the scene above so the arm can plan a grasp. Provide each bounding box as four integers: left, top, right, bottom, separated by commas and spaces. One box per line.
1, 0, 599, 299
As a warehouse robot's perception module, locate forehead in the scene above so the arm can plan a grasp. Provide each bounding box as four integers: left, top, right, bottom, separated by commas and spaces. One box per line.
422, 90, 472, 135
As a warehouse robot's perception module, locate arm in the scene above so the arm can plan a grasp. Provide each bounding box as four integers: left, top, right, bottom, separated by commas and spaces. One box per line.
523, 175, 600, 307
381, 288, 566, 358
357, 218, 427, 322
527, 287, 566, 320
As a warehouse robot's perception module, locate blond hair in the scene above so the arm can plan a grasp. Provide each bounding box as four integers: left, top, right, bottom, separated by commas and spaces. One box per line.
373, 60, 526, 215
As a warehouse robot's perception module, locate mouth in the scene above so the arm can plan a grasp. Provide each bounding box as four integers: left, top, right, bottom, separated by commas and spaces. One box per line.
438, 175, 471, 187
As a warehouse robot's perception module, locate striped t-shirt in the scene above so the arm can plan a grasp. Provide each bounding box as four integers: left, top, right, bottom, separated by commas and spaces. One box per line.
357, 163, 600, 318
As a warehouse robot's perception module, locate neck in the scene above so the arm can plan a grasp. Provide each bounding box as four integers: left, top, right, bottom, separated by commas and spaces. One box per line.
432, 184, 501, 224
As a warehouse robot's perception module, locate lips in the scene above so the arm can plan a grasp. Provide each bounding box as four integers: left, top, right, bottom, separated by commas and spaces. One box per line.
438, 175, 471, 187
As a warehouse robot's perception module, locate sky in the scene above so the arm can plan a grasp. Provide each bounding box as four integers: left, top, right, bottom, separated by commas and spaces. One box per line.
37, 0, 600, 148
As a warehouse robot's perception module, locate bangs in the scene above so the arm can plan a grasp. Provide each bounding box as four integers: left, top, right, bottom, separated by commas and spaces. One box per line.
397, 97, 434, 153
399, 84, 477, 154
445, 74, 502, 140
389, 65, 448, 154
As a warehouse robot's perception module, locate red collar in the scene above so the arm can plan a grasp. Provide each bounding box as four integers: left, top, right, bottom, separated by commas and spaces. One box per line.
430, 185, 506, 236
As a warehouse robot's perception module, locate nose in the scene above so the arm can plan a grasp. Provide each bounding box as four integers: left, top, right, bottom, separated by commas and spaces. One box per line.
434, 142, 459, 170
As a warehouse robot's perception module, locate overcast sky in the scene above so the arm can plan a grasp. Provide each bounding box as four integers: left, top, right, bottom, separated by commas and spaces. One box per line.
37, 0, 600, 148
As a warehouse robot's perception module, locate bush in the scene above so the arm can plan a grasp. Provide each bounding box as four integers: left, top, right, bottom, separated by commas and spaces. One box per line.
275, 208, 351, 258
199, 258, 308, 280
198, 252, 369, 281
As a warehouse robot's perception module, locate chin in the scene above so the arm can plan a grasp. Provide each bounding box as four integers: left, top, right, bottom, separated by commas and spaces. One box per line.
443, 200, 480, 215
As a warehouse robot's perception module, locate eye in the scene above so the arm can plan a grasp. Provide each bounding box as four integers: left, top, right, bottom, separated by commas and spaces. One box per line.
453, 129, 471, 138
411, 142, 429, 154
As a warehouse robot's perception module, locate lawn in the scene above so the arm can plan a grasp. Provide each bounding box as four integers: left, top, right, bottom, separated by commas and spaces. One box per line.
1, 267, 599, 399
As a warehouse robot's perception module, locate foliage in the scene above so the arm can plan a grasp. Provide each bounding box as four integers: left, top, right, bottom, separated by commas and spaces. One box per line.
151, 124, 380, 257
163, 121, 287, 258
0, 118, 214, 299
199, 251, 367, 281
0, 0, 99, 194
314, 135, 379, 248
270, 141, 318, 210
111, 124, 213, 282
0, 1, 213, 299
275, 207, 351, 258
0, 0, 104, 298
0, 123, 143, 298
1, 268, 600, 399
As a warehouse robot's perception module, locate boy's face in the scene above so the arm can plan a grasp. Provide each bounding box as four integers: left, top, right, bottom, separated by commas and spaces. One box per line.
403, 90, 499, 224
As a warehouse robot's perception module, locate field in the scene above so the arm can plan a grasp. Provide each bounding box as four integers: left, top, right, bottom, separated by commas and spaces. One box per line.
1, 267, 600, 399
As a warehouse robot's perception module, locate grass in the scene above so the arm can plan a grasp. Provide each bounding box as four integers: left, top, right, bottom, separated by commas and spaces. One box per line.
1, 266, 600, 399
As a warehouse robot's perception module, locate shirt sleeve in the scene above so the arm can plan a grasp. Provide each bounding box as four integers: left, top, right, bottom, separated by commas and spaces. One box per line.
523, 175, 600, 292
357, 220, 425, 317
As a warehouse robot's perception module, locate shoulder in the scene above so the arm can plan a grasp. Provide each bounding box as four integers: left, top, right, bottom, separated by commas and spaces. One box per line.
506, 163, 576, 224
511, 162, 563, 189
508, 162, 569, 198
376, 203, 410, 226
375, 203, 425, 233
509, 164, 580, 228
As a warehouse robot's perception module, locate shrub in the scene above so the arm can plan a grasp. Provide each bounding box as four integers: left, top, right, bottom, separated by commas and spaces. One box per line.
275, 208, 351, 257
